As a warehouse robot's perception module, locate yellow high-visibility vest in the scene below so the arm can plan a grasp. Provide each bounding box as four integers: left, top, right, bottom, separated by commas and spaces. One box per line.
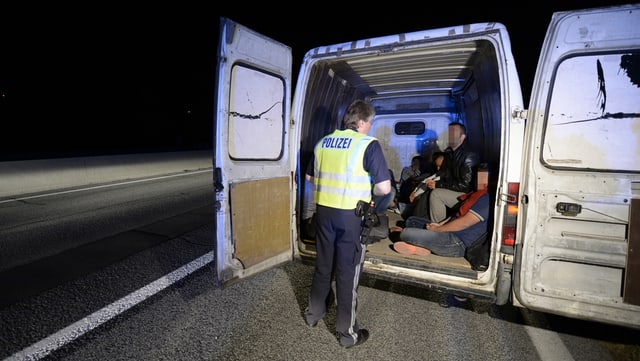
313, 129, 374, 209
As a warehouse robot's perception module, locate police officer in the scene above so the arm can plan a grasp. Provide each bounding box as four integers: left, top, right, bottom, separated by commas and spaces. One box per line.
304, 99, 391, 348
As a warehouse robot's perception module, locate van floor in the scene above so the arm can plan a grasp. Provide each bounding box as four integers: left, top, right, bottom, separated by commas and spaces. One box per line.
300, 209, 478, 279
364, 209, 477, 278
367, 210, 471, 269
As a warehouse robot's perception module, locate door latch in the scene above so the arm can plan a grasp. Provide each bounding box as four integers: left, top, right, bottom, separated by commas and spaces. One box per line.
556, 202, 581, 216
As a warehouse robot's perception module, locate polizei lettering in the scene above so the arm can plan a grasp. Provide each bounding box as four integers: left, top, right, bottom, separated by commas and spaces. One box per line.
321, 137, 352, 149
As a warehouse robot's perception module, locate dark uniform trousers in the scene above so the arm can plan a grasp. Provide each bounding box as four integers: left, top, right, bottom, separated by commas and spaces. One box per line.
305, 204, 366, 347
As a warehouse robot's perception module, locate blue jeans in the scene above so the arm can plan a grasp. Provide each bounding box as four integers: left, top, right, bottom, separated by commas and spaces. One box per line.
400, 216, 466, 257
372, 189, 394, 214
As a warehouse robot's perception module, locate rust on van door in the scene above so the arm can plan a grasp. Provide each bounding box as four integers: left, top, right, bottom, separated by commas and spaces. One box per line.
624, 198, 640, 306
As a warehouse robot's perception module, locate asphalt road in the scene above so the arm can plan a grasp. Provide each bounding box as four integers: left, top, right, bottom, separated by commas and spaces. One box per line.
1, 171, 639, 360
6, 226, 638, 361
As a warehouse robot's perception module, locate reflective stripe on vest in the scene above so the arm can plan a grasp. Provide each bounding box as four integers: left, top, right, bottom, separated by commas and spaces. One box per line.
313, 129, 374, 209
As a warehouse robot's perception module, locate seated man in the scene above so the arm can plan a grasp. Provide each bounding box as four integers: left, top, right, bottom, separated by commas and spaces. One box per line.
423, 122, 479, 223
392, 164, 489, 257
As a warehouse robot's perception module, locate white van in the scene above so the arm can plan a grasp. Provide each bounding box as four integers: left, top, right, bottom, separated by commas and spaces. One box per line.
212, 4, 640, 329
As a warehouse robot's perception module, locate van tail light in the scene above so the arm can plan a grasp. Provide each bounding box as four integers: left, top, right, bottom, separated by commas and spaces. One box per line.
501, 182, 519, 247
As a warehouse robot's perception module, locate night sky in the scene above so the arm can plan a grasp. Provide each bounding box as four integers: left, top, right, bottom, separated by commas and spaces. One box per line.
0, 2, 631, 161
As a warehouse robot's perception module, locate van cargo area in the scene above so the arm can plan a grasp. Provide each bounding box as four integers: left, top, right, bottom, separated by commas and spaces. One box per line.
296, 31, 510, 292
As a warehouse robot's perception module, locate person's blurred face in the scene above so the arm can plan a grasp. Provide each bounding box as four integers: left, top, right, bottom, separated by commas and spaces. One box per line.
477, 170, 489, 190
434, 155, 444, 170
411, 158, 420, 169
448, 124, 466, 150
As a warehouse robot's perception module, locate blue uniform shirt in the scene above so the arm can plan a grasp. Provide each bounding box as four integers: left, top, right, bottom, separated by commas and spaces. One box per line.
452, 193, 490, 247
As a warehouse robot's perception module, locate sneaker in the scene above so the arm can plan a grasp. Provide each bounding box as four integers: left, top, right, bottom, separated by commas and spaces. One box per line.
393, 241, 431, 256
342, 329, 369, 348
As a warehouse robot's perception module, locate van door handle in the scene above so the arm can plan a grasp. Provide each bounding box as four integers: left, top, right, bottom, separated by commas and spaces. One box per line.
556, 202, 582, 216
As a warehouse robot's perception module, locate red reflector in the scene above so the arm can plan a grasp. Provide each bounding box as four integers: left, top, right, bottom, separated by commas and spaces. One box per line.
502, 183, 519, 247
502, 225, 516, 246
502, 237, 515, 246
507, 183, 519, 201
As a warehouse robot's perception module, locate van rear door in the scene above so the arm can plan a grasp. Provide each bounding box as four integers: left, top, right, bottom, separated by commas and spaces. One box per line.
515, 4, 640, 328
213, 18, 294, 285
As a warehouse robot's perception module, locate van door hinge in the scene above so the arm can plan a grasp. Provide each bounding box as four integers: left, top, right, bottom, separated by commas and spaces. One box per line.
213, 167, 224, 192
498, 192, 518, 204
512, 109, 528, 120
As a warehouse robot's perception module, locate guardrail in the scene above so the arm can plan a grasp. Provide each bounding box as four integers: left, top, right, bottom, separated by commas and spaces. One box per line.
0, 151, 212, 198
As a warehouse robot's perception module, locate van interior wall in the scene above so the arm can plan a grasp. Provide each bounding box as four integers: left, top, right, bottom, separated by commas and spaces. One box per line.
297, 61, 366, 221
461, 41, 502, 187
466, 44, 503, 249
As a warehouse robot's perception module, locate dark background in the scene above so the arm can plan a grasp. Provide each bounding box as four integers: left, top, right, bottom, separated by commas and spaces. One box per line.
0, 2, 632, 161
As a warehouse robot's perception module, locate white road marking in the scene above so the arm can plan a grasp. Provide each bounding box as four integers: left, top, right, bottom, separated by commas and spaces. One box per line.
521, 310, 575, 361
4, 252, 214, 361
0, 169, 212, 204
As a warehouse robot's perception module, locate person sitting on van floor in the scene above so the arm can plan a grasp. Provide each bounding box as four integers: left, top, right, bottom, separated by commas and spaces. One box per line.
399, 151, 448, 220
382, 168, 401, 214
424, 122, 479, 223
396, 155, 422, 212
392, 165, 489, 257
408, 152, 447, 203
400, 155, 422, 185
371, 168, 399, 214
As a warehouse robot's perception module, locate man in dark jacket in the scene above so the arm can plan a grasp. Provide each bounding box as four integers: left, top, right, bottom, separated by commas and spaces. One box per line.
423, 122, 479, 222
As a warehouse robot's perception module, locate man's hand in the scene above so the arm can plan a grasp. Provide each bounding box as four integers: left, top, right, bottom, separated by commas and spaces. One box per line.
425, 222, 440, 231
425, 217, 450, 231
424, 174, 440, 190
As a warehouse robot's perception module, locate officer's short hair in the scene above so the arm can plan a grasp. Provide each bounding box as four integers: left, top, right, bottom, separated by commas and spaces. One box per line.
343, 100, 375, 130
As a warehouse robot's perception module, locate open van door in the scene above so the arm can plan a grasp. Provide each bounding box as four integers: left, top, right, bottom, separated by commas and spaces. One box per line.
213, 18, 294, 286
515, 4, 640, 329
